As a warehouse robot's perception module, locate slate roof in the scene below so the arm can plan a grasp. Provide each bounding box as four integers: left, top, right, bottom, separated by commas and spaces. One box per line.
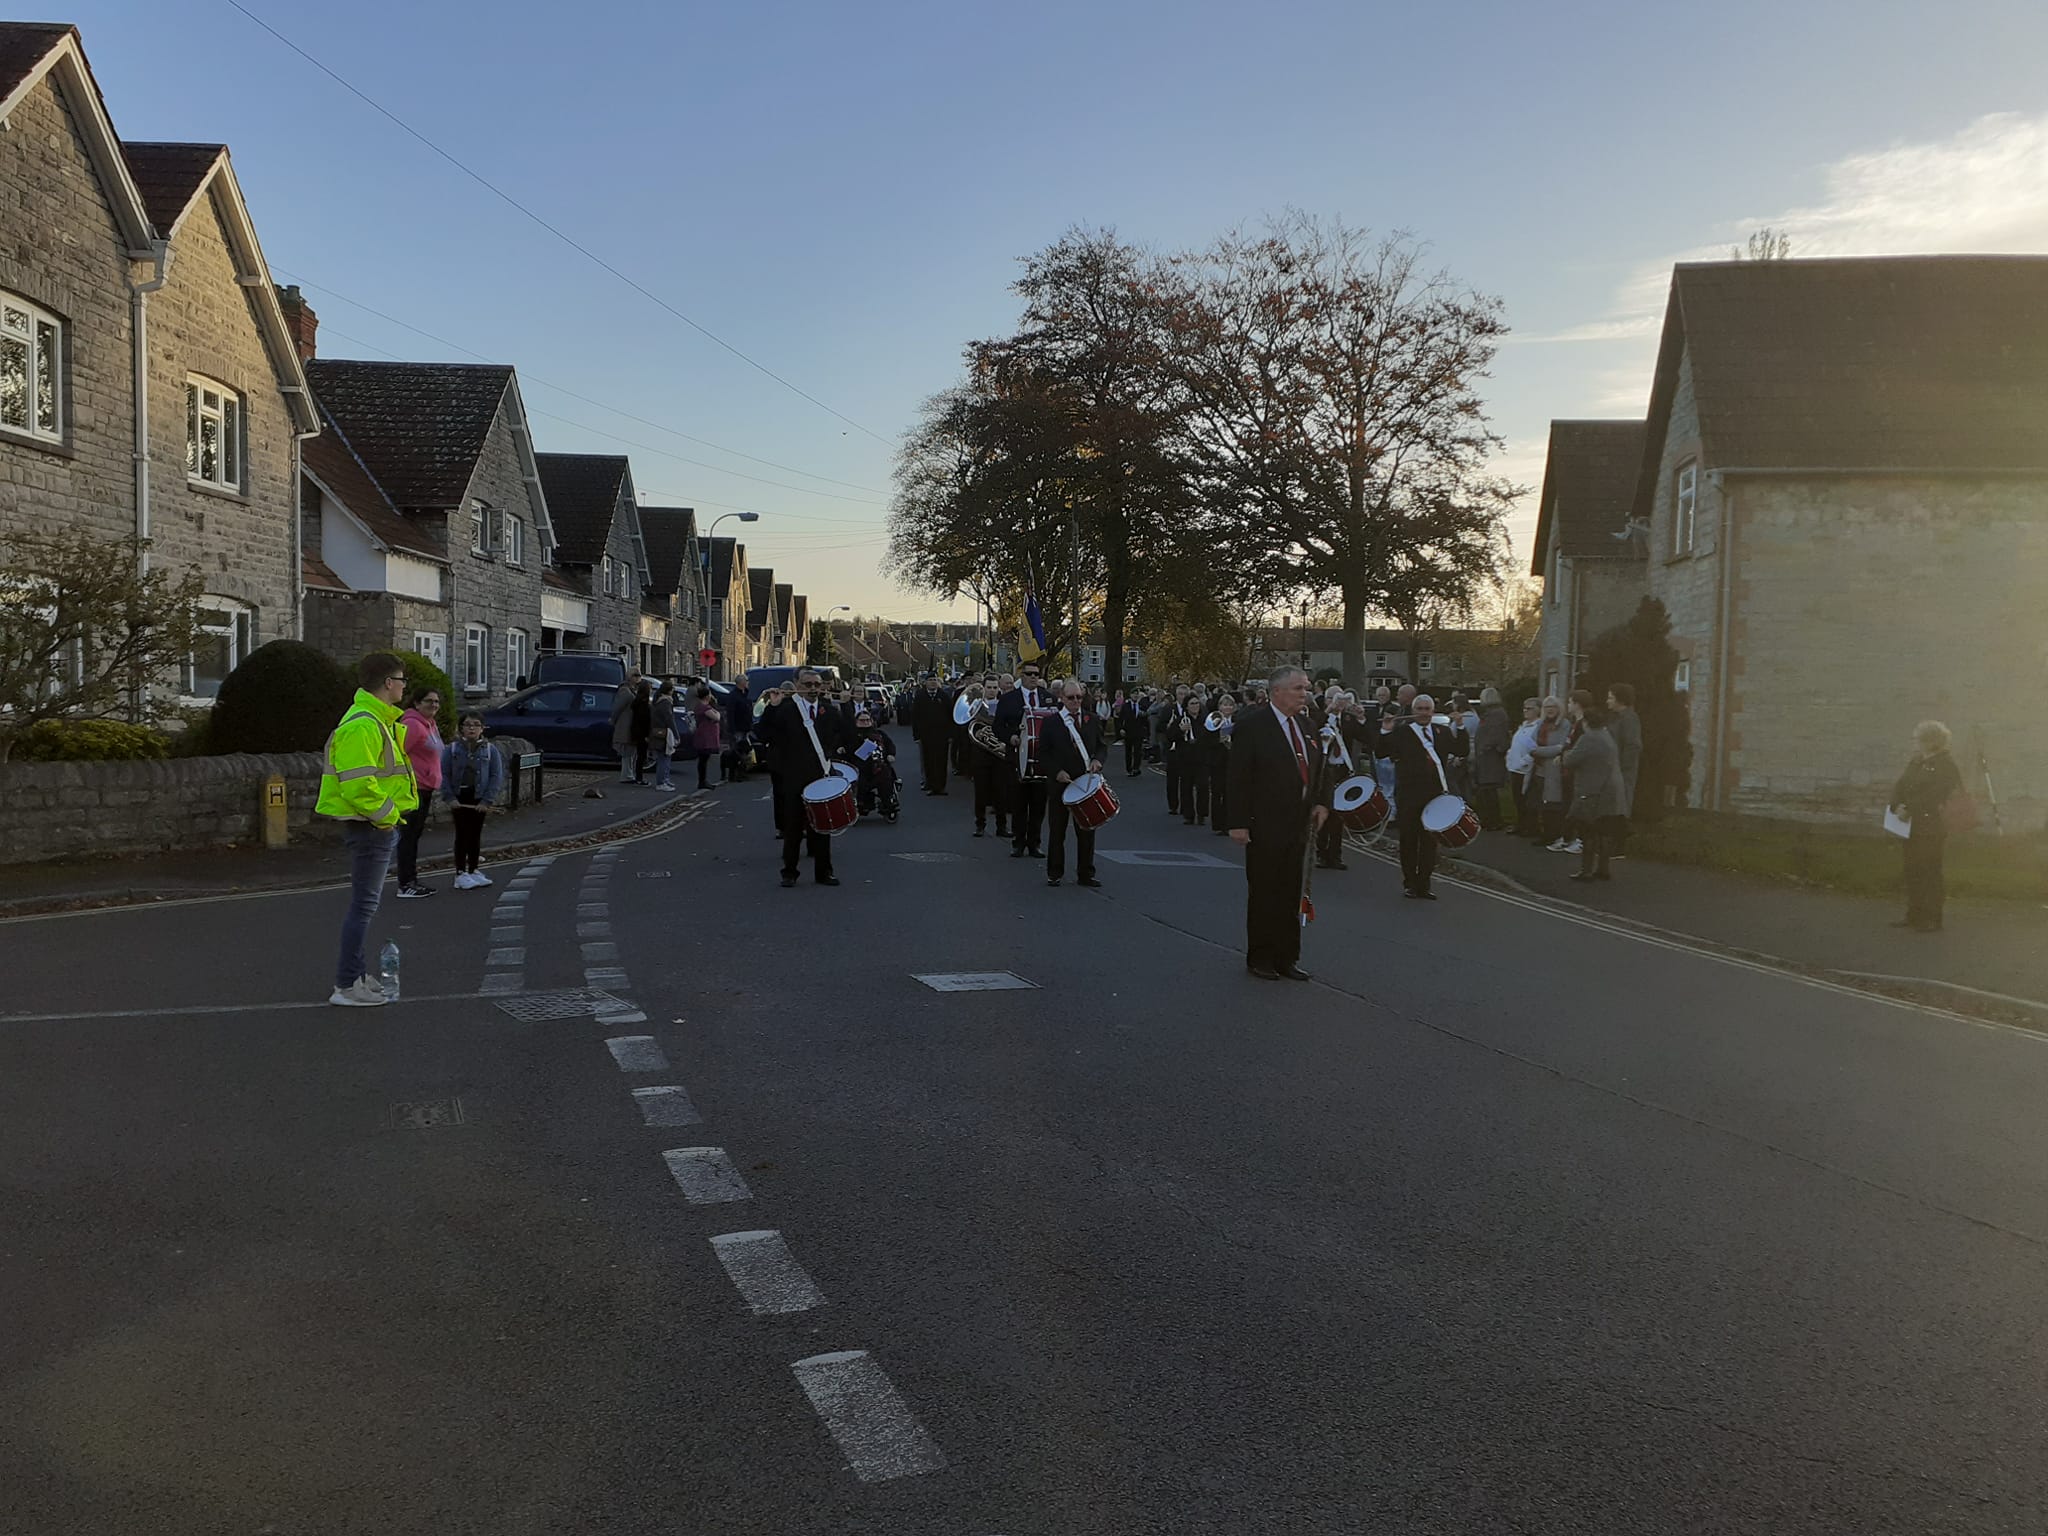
303, 405, 445, 560
773, 582, 794, 634
543, 566, 585, 595
637, 506, 699, 596
1530, 420, 1648, 575
534, 453, 630, 567
747, 568, 774, 628
0, 23, 72, 103
1641, 257, 2048, 508
120, 141, 222, 237
706, 536, 739, 598
304, 360, 512, 509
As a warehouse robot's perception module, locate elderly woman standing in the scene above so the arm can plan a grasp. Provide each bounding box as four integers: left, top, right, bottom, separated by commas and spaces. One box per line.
1525, 696, 1573, 848
1561, 702, 1627, 881
1507, 698, 1541, 835
1890, 720, 1965, 932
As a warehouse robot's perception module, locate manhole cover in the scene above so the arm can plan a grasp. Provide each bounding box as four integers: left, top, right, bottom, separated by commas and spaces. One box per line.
913, 971, 1037, 992
1096, 850, 1235, 868
493, 989, 630, 1021
390, 1098, 466, 1129
891, 852, 964, 864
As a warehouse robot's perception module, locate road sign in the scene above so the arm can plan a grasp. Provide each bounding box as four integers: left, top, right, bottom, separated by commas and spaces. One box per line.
699, 648, 718, 667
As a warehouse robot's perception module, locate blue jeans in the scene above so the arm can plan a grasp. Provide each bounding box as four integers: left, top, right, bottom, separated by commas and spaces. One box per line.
336, 821, 398, 989
1374, 757, 1398, 816
654, 747, 673, 788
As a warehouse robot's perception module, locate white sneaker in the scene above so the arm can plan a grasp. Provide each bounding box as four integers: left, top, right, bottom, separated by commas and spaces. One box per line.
1546, 838, 1569, 852
1563, 839, 1583, 854
471, 871, 493, 887
655, 782, 676, 792
329, 975, 390, 1007
452, 871, 476, 890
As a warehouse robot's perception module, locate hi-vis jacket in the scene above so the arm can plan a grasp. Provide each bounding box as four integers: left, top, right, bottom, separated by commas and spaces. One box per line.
316, 689, 419, 829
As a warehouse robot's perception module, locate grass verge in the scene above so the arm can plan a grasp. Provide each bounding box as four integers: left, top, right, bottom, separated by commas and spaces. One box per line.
1629, 810, 2046, 902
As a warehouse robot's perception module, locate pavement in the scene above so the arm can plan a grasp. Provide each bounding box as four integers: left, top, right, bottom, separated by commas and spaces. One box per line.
5, 730, 2048, 1532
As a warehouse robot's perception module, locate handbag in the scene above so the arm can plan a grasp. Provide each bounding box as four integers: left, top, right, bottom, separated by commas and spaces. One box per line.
1940, 791, 1979, 836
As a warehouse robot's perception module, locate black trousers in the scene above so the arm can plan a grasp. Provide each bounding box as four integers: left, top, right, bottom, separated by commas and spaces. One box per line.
973, 759, 1010, 832
919, 735, 949, 793
394, 800, 431, 886
1398, 809, 1438, 893
1123, 728, 1145, 775
1180, 758, 1210, 824
450, 803, 486, 873
1903, 832, 1946, 927
1315, 811, 1346, 864
1210, 768, 1229, 833
1011, 780, 1048, 851
778, 791, 834, 878
1045, 796, 1096, 881
1245, 833, 1307, 971
1473, 780, 1505, 830
1163, 748, 1185, 814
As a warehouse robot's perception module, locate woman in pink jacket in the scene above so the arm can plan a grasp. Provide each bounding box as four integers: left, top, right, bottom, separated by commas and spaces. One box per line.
689, 684, 723, 790
394, 684, 445, 897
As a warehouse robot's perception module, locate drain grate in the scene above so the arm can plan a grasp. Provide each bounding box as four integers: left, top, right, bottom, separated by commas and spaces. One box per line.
493, 989, 630, 1021
390, 1098, 466, 1129
913, 971, 1037, 992
635, 870, 673, 879
890, 852, 964, 864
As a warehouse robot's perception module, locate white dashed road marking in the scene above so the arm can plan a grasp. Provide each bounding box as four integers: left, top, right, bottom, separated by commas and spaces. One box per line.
498, 889, 530, 905
479, 972, 521, 995
631, 1084, 702, 1127
586, 967, 631, 988
606, 1036, 670, 1072
577, 903, 608, 918
791, 1350, 946, 1483
662, 1146, 753, 1204
581, 941, 620, 963
710, 1230, 825, 1314
489, 926, 522, 943
595, 1007, 647, 1025
576, 921, 611, 938
485, 947, 524, 967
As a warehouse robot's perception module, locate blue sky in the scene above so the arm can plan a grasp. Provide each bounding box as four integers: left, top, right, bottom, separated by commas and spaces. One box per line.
60, 0, 2048, 616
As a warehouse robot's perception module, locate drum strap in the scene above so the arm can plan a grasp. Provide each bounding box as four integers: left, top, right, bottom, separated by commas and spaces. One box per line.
797, 702, 830, 778
1058, 709, 1090, 766
1321, 719, 1353, 772
1411, 721, 1448, 794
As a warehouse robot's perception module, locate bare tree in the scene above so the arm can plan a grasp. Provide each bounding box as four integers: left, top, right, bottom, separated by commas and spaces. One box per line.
1732, 227, 1793, 261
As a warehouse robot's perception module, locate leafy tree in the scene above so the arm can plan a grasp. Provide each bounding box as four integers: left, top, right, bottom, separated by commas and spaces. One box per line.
390, 649, 455, 735
0, 530, 203, 763
1584, 596, 1693, 818
807, 618, 837, 666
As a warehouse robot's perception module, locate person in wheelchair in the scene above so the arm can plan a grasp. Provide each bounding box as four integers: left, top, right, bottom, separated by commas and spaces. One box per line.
850, 709, 900, 820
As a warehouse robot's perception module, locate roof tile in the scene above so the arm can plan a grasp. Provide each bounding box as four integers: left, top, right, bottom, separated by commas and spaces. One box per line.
534, 453, 630, 567
305, 360, 512, 509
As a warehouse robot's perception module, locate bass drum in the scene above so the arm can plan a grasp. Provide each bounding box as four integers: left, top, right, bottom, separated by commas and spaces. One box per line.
801, 775, 858, 836
1420, 793, 1480, 848
1330, 774, 1390, 833
1061, 771, 1120, 831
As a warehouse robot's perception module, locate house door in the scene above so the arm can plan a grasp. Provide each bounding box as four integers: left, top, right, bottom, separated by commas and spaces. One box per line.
415, 631, 449, 673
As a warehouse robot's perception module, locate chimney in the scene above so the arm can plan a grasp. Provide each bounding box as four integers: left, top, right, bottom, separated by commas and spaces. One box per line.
279, 284, 318, 362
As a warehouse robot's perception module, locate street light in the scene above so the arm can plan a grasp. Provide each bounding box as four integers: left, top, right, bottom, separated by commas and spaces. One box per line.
700, 512, 760, 679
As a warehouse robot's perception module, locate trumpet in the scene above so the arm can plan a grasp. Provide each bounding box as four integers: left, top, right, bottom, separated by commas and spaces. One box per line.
1204, 710, 1235, 737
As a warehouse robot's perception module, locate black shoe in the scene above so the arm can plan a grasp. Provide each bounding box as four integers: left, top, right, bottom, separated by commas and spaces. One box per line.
1028, 847, 1043, 859
1078, 876, 1102, 888
1568, 871, 1597, 883
1416, 889, 1438, 900
995, 826, 1010, 839
1248, 963, 1281, 980
1280, 964, 1313, 981
1010, 846, 1029, 859
815, 874, 841, 887
1316, 859, 1346, 870
972, 827, 985, 838
1046, 877, 1062, 887
780, 874, 798, 888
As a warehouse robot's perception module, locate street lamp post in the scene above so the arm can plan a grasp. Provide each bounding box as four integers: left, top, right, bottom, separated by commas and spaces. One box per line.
701, 512, 759, 679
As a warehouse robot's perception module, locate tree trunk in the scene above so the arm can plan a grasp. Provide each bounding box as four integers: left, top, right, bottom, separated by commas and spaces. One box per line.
1102, 590, 1126, 697
1341, 587, 1367, 685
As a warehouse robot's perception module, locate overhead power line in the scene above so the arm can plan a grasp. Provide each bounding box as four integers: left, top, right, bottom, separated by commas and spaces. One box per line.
228, 0, 891, 446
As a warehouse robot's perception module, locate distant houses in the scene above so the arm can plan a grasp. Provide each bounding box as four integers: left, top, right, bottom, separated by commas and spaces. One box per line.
0, 21, 832, 700
1533, 256, 2048, 829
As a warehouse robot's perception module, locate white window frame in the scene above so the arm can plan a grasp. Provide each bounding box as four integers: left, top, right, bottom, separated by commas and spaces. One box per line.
463, 623, 490, 693
1673, 460, 1698, 554
184, 597, 253, 700
1419, 653, 1434, 674
602, 555, 616, 597
0, 292, 63, 442
1674, 660, 1692, 693
507, 626, 531, 687
503, 514, 524, 568
469, 502, 490, 557
185, 377, 243, 492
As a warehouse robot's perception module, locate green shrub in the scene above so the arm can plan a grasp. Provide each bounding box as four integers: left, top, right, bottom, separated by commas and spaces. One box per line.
209, 639, 354, 755
164, 703, 214, 758
386, 650, 456, 735
13, 718, 170, 762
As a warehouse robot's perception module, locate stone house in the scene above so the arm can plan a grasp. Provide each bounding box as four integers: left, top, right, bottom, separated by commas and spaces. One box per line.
638, 505, 703, 675
0, 23, 319, 699
1247, 627, 1495, 690
1531, 420, 1649, 702
303, 357, 553, 700
745, 567, 776, 670
702, 536, 748, 679
772, 582, 796, 666
1621, 256, 2048, 828
788, 592, 810, 667
534, 453, 652, 664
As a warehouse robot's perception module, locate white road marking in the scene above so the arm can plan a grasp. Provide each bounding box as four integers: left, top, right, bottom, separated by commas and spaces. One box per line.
576, 903, 608, 918
661, 1146, 753, 1204
580, 941, 620, 963
479, 972, 522, 995
489, 907, 521, 923
497, 889, 530, 904
576, 921, 612, 938
790, 1350, 946, 1482
913, 972, 1036, 992
595, 1007, 647, 1025
606, 1036, 670, 1072
631, 1084, 703, 1127
489, 926, 523, 943
508, 878, 538, 891
586, 967, 631, 988
710, 1229, 825, 1314
485, 947, 525, 967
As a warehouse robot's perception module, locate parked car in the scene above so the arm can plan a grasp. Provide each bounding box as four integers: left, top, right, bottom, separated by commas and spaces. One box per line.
483, 682, 620, 763
518, 651, 628, 691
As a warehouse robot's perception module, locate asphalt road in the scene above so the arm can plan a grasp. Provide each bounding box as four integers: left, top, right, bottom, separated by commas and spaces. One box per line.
3, 735, 2046, 1534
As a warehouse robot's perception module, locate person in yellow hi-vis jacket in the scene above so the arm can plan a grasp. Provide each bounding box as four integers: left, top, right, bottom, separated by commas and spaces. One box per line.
317, 653, 418, 1006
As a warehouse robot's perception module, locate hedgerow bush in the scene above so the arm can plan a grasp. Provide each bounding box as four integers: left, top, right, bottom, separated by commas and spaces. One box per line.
209, 640, 354, 755
12, 718, 170, 762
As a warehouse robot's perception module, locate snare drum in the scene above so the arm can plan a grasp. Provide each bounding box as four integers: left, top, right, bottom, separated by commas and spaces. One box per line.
1330, 774, 1390, 833
1061, 771, 1120, 831
1019, 711, 1053, 781
1420, 793, 1480, 848
801, 775, 858, 836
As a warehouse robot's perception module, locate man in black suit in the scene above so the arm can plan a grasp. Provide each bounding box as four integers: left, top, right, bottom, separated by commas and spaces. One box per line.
909, 675, 951, 794
992, 660, 1052, 858
1039, 677, 1106, 888
1385, 692, 1464, 900
759, 668, 848, 888
1117, 691, 1149, 777
1226, 666, 1331, 980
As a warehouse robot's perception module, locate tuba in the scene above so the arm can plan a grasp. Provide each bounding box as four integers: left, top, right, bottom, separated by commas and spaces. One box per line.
968, 705, 1006, 759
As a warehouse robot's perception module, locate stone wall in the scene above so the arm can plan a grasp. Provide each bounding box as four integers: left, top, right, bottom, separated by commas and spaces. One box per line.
448, 389, 549, 700
305, 589, 450, 671
1643, 344, 1725, 799
0, 735, 539, 866
1724, 476, 2048, 831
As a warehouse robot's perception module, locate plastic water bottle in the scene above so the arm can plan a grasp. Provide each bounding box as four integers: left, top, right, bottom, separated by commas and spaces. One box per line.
379, 940, 401, 1000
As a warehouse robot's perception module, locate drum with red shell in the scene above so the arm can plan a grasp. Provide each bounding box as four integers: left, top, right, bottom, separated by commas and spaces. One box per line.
1330, 774, 1390, 833
1061, 771, 1120, 832
1421, 793, 1481, 848
801, 775, 859, 836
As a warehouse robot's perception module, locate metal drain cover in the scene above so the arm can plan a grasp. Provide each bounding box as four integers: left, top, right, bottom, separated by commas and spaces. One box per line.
913, 971, 1037, 992
390, 1098, 466, 1129
493, 989, 630, 1021
891, 852, 964, 864
636, 870, 672, 879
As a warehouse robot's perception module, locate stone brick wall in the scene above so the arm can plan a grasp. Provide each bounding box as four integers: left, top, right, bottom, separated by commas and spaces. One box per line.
583, 479, 645, 660
448, 395, 547, 701
142, 183, 295, 648
1723, 476, 2048, 831
1643, 344, 1724, 799
0, 72, 138, 548
0, 734, 539, 866
305, 590, 450, 670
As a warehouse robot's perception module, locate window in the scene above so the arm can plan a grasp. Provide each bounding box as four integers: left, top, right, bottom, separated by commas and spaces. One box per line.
1673, 460, 1698, 554
621, 563, 632, 599
0, 293, 62, 441
1419, 653, 1434, 674
186, 599, 253, 699
1373, 653, 1388, 669
185, 379, 243, 491
1674, 660, 1692, 693
470, 503, 490, 556
503, 515, 524, 567
507, 627, 531, 687
602, 555, 616, 597
463, 623, 490, 692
